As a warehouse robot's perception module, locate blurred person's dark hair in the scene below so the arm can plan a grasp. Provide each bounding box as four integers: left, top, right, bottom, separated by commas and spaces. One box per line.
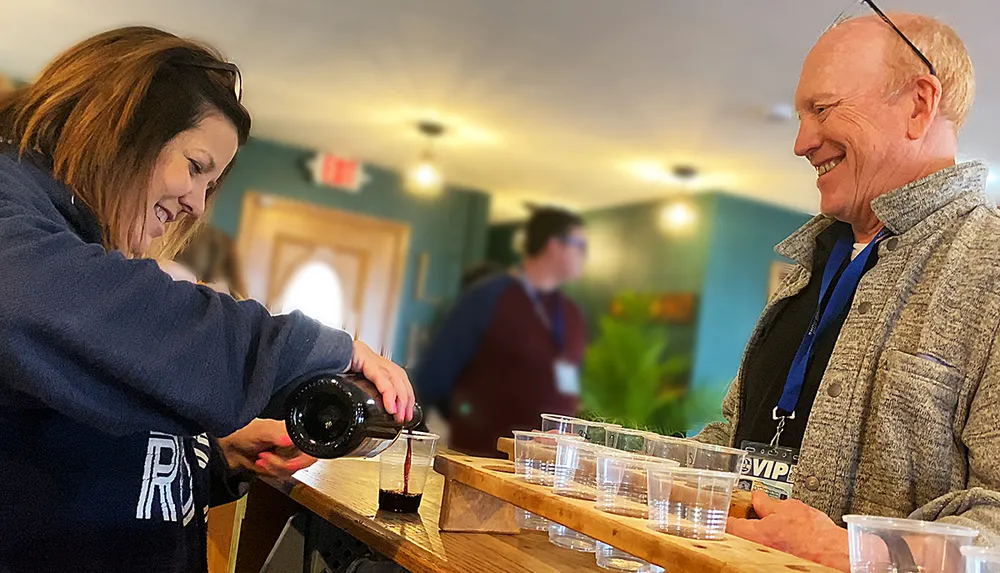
0, 26, 251, 258
523, 206, 584, 257
460, 260, 506, 292
174, 224, 248, 300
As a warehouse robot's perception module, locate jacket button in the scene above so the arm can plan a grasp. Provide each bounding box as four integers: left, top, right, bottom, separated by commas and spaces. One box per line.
858, 301, 872, 314
885, 237, 900, 252
827, 383, 843, 398
805, 476, 820, 491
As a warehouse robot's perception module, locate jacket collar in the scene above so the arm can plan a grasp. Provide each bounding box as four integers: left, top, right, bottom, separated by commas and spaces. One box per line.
776, 161, 992, 268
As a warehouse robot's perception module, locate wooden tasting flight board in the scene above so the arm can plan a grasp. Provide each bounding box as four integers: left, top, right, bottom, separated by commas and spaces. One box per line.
431, 441, 838, 573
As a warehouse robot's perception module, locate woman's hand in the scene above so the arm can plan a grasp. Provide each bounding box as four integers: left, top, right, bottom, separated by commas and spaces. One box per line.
217, 419, 317, 480
350, 341, 415, 423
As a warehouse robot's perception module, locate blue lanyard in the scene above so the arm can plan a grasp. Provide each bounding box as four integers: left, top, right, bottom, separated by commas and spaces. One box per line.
517, 275, 565, 353
773, 228, 887, 441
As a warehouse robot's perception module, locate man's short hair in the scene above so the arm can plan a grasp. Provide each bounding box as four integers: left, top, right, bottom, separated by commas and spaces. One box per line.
837, 13, 974, 131
892, 14, 973, 130
523, 206, 584, 257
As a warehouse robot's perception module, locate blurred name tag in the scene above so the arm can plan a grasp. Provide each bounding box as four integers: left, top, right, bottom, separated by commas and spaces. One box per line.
738, 441, 798, 500
554, 360, 580, 396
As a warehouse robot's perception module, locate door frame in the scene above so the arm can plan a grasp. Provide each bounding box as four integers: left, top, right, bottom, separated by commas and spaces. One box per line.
235, 191, 410, 352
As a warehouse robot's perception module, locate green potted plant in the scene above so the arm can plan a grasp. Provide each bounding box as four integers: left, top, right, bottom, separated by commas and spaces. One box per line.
579, 292, 723, 436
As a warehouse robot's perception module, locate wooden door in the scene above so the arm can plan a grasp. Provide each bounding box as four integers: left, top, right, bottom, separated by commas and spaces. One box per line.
212, 193, 410, 573
236, 192, 410, 353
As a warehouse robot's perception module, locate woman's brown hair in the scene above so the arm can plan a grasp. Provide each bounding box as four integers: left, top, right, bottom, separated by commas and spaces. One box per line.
0, 26, 251, 257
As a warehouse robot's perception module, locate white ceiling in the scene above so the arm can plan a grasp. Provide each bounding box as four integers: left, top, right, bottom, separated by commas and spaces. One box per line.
2, 0, 999, 221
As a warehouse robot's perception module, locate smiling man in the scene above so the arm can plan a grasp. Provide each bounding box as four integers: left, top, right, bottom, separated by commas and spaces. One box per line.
695, 8, 1000, 571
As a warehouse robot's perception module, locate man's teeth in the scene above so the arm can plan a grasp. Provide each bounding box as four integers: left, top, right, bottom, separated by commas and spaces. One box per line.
155, 205, 168, 224
816, 158, 842, 176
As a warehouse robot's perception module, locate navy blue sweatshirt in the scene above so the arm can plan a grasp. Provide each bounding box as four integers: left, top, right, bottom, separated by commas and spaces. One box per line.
0, 146, 354, 572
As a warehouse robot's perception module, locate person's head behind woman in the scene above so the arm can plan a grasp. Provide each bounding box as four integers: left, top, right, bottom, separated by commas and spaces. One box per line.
0, 26, 251, 257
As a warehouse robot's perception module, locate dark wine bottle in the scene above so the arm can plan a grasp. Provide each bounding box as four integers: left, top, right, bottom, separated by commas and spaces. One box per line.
284, 371, 423, 459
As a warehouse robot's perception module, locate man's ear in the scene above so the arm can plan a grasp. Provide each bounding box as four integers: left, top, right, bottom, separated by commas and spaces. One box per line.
906, 75, 943, 140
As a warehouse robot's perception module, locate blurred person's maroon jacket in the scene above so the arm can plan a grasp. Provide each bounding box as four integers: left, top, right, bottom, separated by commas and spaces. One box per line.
416, 274, 587, 457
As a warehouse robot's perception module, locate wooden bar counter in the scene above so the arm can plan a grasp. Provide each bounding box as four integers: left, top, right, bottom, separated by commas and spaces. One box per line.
231, 450, 837, 573
239, 457, 606, 572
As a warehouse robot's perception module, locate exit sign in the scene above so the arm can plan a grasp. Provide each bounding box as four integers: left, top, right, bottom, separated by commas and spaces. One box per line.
307, 152, 369, 192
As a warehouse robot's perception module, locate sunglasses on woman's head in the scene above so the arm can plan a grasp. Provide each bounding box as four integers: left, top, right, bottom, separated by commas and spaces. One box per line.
177, 59, 243, 102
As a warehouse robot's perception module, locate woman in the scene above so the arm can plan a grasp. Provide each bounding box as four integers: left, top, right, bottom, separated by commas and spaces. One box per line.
0, 27, 414, 573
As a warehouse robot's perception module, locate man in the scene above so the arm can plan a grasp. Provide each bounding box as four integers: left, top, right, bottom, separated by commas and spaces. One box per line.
696, 8, 1000, 571
416, 207, 588, 456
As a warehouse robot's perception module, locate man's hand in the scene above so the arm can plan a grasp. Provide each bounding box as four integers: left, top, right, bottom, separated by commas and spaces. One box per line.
350, 341, 415, 423
726, 490, 851, 572
217, 419, 317, 480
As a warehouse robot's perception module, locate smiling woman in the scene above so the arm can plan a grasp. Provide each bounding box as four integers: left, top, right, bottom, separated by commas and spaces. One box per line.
0, 26, 250, 257
0, 26, 414, 573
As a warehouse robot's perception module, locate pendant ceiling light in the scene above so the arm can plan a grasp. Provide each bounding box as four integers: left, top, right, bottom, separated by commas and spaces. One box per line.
407, 121, 446, 197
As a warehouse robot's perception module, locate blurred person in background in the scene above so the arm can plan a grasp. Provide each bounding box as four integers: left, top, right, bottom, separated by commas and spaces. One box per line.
696, 8, 1000, 570
415, 206, 588, 457
459, 259, 506, 292
0, 26, 412, 573
173, 222, 247, 297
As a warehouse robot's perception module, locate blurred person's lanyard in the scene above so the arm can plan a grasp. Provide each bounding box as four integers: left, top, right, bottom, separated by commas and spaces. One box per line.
737, 229, 887, 501
516, 273, 579, 396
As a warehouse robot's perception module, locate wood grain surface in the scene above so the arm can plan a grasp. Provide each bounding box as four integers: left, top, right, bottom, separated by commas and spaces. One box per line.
266, 458, 608, 572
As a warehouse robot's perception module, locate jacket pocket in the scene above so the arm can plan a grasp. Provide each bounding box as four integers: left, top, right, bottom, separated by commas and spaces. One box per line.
878, 349, 962, 417
856, 350, 963, 513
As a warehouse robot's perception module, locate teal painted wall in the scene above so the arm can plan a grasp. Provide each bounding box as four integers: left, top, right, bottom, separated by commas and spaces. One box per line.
691, 194, 810, 393
563, 195, 718, 365
211, 137, 491, 362
486, 223, 521, 268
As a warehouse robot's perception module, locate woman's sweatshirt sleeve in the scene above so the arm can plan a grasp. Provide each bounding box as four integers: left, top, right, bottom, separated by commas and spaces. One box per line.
0, 186, 354, 437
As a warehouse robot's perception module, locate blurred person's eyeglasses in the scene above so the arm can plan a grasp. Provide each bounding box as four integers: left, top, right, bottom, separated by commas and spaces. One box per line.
561, 236, 588, 254
179, 59, 243, 102
831, 0, 935, 76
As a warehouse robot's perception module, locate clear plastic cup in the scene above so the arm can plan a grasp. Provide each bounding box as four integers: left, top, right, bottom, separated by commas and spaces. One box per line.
607, 427, 655, 454
541, 413, 620, 445
963, 546, 1000, 573
551, 436, 606, 552
646, 465, 739, 540
512, 430, 569, 486
513, 430, 578, 532
554, 436, 605, 501
844, 515, 978, 573
541, 413, 587, 435
596, 450, 679, 519
516, 508, 550, 532
644, 434, 694, 466
378, 431, 439, 513
595, 540, 665, 572
688, 442, 747, 473
549, 522, 597, 553
584, 421, 622, 447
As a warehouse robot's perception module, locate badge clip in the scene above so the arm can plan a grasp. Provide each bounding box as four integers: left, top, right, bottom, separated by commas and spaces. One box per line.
770, 407, 795, 448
